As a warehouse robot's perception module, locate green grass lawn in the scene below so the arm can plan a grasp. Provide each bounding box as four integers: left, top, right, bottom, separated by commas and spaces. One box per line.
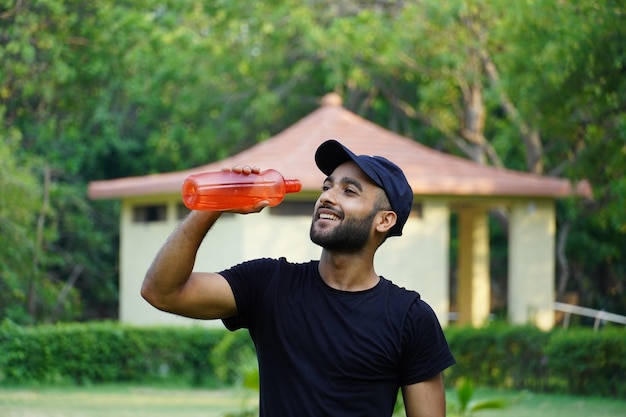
0, 385, 624, 417
0, 385, 258, 417
459, 388, 626, 417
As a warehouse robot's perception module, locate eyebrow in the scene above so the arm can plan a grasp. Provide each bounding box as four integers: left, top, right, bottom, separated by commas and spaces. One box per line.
324, 175, 364, 192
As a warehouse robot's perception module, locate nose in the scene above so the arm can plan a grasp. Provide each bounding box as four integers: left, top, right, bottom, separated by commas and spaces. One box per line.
318, 187, 336, 206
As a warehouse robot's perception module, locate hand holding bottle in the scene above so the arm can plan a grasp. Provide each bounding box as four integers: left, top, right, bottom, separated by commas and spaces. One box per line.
221, 165, 268, 214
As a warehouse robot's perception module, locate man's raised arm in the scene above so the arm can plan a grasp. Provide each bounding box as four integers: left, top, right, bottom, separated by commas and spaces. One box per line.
140, 210, 238, 320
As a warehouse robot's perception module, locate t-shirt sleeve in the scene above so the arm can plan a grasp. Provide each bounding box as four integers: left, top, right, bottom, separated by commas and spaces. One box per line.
399, 299, 456, 385
220, 258, 277, 331
220, 259, 259, 331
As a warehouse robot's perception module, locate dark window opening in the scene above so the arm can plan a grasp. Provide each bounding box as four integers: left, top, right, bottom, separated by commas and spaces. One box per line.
177, 203, 190, 220
269, 201, 314, 216
133, 204, 167, 223
412, 201, 423, 218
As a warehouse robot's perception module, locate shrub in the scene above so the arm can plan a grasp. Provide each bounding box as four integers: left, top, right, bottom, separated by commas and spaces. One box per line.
444, 323, 550, 390
1, 320, 624, 398
444, 323, 626, 398
545, 327, 626, 397
0, 320, 248, 386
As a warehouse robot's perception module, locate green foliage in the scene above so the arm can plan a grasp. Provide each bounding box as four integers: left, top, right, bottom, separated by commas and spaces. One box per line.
0, 134, 40, 324
2, 321, 624, 402
0, 321, 242, 387
449, 378, 508, 416
393, 378, 509, 417
545, 328, 626, 397
209, 330, 256, 386
444, 324, 626, 398
212, 332, 259, 417
1, 0, 624, 324
445, 324, 550, 390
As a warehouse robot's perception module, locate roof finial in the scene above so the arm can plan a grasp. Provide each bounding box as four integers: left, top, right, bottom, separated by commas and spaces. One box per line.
321, 92, 342, 107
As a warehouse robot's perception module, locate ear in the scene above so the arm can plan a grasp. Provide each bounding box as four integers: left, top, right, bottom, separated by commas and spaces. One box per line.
375, 210, 397, 234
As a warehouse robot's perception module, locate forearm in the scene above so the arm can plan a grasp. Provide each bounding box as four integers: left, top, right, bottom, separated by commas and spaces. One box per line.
141, 210, 221, 306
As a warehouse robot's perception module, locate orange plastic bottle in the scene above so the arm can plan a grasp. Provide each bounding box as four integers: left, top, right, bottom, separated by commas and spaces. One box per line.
181, 169, 302, 211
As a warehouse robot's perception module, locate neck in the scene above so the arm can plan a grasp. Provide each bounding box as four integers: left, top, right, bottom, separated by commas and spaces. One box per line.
318, 250, 380, 291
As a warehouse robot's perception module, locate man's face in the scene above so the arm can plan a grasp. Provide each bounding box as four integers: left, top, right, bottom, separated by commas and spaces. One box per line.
309, 162, 385, 253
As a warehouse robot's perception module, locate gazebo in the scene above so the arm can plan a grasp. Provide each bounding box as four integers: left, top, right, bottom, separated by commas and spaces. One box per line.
89, 93, 591, 329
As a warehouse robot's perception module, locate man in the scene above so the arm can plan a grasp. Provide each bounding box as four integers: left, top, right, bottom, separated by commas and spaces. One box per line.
141, 139, 455, 417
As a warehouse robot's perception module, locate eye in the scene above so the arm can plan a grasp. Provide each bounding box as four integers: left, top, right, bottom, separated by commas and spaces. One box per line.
321, 184, 330, 192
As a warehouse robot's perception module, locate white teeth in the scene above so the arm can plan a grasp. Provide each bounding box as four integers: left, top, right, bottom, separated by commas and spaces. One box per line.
319, 213, 339, 221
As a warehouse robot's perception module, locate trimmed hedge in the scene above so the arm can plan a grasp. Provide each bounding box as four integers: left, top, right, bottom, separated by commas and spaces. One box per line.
1, 320, 624, 397
0, 320, 253, 386
444, 323, 626, 398
444, 324, 550, 391
544, 328, 626, 397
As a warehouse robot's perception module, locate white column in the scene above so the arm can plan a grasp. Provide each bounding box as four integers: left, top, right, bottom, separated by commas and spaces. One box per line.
508, 200, 556, 330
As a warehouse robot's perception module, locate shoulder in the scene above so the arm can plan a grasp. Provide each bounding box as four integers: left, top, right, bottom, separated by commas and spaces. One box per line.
220, 258, 318, 330
221, 257, 317, 279
379, 278, 447, 325
379, 277, 421, 308
377, 279, 445, 340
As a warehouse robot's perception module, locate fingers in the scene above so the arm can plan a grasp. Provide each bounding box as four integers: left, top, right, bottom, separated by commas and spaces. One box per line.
225, 200, 269, 215
223, 165, 261, 175
246, 200, 270, 213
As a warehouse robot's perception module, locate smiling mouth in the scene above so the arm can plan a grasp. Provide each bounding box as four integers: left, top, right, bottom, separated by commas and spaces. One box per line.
319, 213, 340, 221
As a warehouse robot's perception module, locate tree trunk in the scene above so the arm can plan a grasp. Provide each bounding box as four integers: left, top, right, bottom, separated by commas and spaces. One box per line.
49, 264, 84, 323
556, 221, 571, 300
461, 82, 487, 164
480, 49, 544, 174
28, 165, 51, 318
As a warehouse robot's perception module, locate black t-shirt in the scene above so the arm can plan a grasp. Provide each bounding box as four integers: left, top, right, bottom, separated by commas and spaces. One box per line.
221, 257, 455, 417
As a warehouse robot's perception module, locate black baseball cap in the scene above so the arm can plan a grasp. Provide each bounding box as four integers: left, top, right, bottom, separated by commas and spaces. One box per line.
314, 139, 413, 237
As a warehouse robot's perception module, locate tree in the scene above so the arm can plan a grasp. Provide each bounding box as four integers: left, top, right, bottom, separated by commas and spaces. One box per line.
0, 132, 41, 323
1, 0, 623, 322
291, 0, 625, 312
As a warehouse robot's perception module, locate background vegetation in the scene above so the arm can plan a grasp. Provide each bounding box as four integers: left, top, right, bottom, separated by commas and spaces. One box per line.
1, 322, 624, 399
0, 321, 252, 387
1, 0, 624, 324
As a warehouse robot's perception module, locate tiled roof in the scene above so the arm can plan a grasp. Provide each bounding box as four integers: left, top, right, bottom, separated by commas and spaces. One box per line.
88, 93, 591, 200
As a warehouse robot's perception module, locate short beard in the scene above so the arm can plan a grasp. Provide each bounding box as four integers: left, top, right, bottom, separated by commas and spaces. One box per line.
310, 209, 378, 254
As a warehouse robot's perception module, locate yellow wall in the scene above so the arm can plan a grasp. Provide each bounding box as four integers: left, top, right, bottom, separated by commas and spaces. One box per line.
456, 209, 490, 326
119, 196, 207, 326
118, 195, 557, 330
119, 196, 450, 327
377, 199, 450, 325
